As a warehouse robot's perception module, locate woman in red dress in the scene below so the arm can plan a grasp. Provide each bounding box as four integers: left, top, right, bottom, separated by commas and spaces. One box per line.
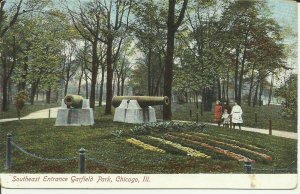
214, 100, 223, 126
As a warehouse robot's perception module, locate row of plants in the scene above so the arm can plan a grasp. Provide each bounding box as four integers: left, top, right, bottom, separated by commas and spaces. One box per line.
130, 121, 207, 135
127, 136, 210, 158
134, 136, 188, 156
175, 133, 273, 162
148, 136, 210, 158
216, 133, 271, 151
164, 134, 255, 163
126, 138, 166, 153
190, 132, 269, 152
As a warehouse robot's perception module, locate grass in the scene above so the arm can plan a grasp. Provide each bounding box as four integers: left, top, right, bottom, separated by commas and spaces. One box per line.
0, 107, 297, 174
155, 103, 297, 132
0, 102, 59, 119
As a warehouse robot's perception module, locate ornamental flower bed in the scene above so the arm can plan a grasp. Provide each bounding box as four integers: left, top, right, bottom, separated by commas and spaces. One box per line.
189, 132, 269, 152
126, 138, 165, 153
165, 134, 254, 163
135, 136, 188, 156
148, 136, 210, 158
178, 133, 272, 161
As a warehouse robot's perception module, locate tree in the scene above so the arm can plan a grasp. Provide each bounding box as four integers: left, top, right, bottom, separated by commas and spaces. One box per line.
132, 0, 167, 96
275, 74, 297, 118
163, 0, 188, 120
0, 0, 51, 110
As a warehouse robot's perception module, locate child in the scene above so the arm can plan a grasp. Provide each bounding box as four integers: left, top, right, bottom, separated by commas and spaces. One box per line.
222, 109, 230, 128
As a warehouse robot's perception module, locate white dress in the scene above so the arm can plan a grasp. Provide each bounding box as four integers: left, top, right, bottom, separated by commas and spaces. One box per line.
231, 105, 243, 124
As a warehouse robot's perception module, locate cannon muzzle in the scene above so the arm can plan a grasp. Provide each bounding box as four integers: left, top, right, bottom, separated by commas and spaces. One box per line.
112, 96, 169, 108
64, 94, 84, 108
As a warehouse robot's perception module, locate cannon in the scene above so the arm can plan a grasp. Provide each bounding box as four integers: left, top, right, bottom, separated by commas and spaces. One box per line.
112, 96, 169, 108
64, 94, 84, 109
55, 94, 94, 126
112, 96, 169, 124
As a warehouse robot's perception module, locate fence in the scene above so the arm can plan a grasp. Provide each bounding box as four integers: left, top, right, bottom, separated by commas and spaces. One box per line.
5, 133, 296, 174
5, 133, 152, 174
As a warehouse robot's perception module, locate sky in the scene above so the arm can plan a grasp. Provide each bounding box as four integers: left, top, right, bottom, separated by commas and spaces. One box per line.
266, 0, 298, 71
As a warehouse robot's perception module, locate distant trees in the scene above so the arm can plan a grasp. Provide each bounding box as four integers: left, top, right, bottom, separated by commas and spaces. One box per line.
275, 74, 297, 118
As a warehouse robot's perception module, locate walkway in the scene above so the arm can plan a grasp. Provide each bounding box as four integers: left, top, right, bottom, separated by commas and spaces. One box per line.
0, 107, 298, 140
205, 123, 298, 140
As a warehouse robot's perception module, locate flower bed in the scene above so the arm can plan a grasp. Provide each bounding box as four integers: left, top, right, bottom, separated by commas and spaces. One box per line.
135, 136, 187, 156
189, 132, 268, 152
177, 133, 272, 161
126, 138, 166, 153
165, 134, 254, 163
148, 136, 210, 158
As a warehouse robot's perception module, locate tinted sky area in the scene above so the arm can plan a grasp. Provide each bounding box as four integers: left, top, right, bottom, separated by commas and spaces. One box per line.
267, 0, 297, 35
266, 0, 298, 70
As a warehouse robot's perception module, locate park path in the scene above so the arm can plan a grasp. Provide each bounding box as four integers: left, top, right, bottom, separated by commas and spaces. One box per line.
0, 107, 298, 140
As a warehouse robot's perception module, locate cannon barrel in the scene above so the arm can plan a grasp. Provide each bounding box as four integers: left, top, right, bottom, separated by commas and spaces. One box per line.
112, 96, 169, 108
64, 94, 84, 108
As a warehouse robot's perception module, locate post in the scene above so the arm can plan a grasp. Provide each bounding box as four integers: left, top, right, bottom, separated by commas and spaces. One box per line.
48, 108, 51, 118
244, 161, 252, 174
189, 109, 192, 120
254, 112, 257, 127
79, 148, 86, 173
6, 133, 12, 169
196, 112, 199, 123
269, 119, 272, 135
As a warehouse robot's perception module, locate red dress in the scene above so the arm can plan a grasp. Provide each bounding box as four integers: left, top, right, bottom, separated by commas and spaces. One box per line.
214, 104, 223, 122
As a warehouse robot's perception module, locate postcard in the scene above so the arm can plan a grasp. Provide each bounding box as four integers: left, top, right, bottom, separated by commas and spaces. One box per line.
0, 0, 298, 192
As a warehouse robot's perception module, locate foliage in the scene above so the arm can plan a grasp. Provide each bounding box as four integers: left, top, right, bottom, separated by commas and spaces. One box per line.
15, 91, 28, 111
130, 121, 207, 135
275, 74, 297, 118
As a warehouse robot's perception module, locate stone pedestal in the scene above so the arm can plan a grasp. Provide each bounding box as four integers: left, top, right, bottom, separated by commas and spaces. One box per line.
55, 99, 94, 126
113, 100, 156, 124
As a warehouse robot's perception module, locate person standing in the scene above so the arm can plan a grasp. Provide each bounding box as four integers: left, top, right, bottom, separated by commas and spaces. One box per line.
221, 109, 230, 128
231, 102, 243, 129
214, 100, 223, 126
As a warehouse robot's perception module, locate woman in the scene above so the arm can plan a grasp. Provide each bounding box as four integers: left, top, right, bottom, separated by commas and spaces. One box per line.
231, 102, 243, 129
214, 100, 223, 126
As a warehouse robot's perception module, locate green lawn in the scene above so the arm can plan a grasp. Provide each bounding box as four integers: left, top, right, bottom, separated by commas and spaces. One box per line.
0, 102, 59, 119
155, 103, 297, 132
0, 107, 297, 174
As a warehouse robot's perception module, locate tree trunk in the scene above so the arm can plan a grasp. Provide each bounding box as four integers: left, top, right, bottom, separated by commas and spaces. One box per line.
84, 70, 89, 99
237, 45, 247, 105
64, 78, 69, 96
258, 79, 264, 106
90, 40, 99, 109
217, 77, 221, 101
163, 0, 188, 120
163, 11, 176, 120
99, 66, 105, 106
248, 64, 255, 106
1, 77, 8, 111
268, 74, 274, 105
203, 88, 213, 112
226, 66, 229, 101
253, 81, 259, 107
77, 69, 83, 95
234, 45, 240, 102
46, 87, 51, 104
30, 81, 39, 105
19, 62, 28, 91
105, 37, 114, 114
147, 48, 152, 96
